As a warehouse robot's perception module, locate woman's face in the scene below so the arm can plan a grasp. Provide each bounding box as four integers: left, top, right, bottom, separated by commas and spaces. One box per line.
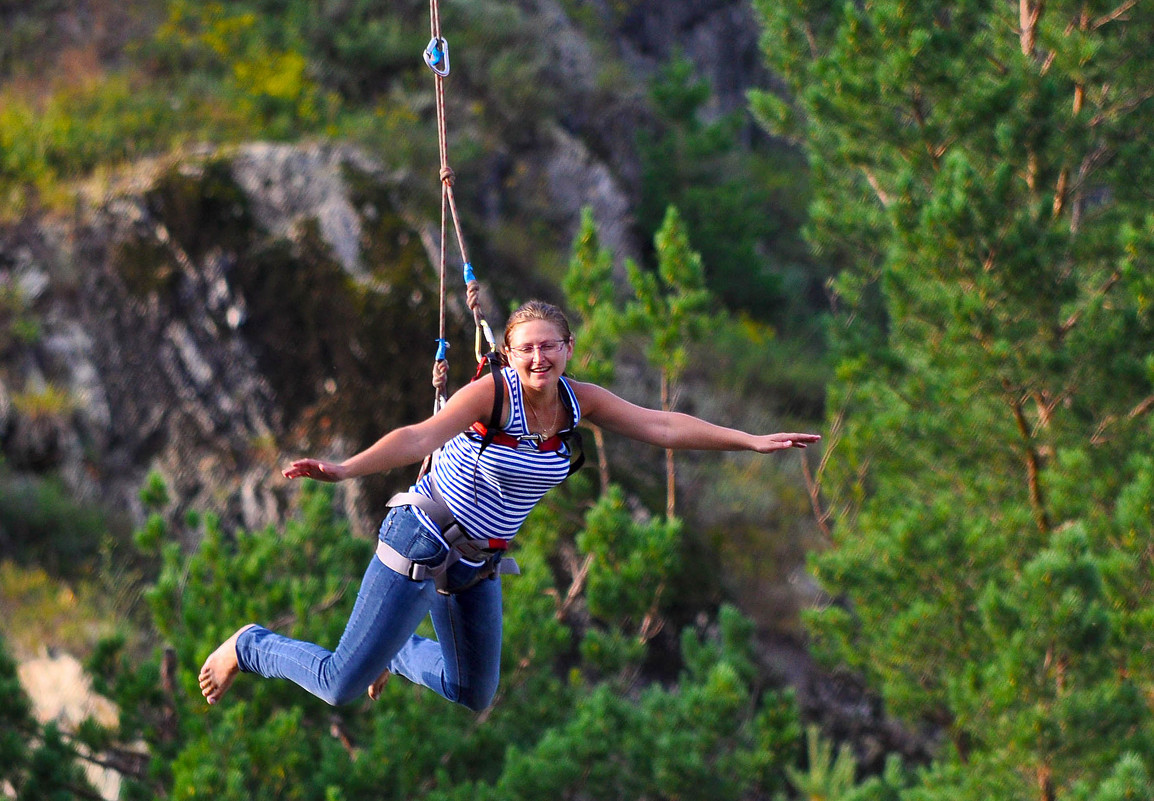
505, 319, 573, 393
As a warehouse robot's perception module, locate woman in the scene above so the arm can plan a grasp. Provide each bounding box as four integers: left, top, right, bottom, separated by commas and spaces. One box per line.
199, 300, 819, 709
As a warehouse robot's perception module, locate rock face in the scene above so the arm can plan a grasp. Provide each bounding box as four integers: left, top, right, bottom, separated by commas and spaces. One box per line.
0, 144, 458, 539
18, 652, 124, 799
0, 134, 645, 541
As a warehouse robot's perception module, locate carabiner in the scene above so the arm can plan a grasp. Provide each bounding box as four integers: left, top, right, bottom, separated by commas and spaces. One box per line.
424, 37, 450, 77
479, 320, 496, 361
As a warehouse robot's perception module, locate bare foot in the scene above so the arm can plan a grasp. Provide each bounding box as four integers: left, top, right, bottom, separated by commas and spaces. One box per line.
199, 624, 256, 705
367, 669, 391, 701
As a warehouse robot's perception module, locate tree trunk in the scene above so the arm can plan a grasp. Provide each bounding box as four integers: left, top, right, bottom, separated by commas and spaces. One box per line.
593, 424, 610, 493
661, 371, 675, 518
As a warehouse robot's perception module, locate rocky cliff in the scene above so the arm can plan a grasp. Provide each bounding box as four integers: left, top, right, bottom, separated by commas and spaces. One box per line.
0, 136, 644, 542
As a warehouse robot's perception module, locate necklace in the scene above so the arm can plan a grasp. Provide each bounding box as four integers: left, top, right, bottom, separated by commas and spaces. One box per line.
525, 394, 561, 438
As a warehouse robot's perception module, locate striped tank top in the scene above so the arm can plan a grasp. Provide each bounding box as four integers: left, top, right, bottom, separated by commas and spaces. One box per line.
411, 366, 580, 545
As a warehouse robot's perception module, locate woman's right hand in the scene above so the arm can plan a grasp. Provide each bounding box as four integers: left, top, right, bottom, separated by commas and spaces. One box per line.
283, 458, 349, 482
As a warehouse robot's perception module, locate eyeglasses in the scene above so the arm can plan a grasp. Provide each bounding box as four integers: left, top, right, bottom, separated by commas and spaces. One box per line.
507, 339, 569, 359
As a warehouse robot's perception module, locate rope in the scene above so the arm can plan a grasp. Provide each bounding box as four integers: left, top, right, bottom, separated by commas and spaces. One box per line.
424, 0, 498, 415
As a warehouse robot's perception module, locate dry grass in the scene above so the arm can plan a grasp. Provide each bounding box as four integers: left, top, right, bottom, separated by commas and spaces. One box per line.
0, 560, 116, 660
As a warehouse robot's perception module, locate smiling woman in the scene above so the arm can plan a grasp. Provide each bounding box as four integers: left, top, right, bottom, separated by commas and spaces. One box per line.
199, 299, 820, 711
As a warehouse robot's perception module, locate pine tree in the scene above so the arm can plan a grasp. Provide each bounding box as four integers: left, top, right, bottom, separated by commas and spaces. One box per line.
0, 635, 99, 800
626, 205, 713, 518
88, 476, 806, 800
752, 0, 1154, 796
562, 207, 622, 492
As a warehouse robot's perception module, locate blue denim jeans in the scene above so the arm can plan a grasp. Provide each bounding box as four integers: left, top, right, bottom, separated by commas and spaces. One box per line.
234, 505, 503, 710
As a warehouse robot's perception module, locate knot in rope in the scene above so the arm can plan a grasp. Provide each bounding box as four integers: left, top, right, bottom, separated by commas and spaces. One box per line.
465, 281, 482, 311
440, 167, 456, 186
431, 359, 449, 393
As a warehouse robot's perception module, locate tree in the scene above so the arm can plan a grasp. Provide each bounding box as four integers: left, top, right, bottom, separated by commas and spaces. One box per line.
562, 207, 622, 492
752, 0, 1154, 796
454, 604, 802, 801
577, 485, 682, 653
626, 205, 713, 518
637, 56, 814, 323
0, 635, 100, 800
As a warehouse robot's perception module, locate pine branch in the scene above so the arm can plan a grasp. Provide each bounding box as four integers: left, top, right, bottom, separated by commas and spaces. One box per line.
1005, 384, 1052, 535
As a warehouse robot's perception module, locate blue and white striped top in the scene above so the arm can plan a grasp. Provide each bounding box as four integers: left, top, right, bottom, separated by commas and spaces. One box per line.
411, 366, 580, 545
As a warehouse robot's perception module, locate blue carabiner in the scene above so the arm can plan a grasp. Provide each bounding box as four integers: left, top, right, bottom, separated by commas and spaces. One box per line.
434, 338, 450, 361
424, 37, 450, 77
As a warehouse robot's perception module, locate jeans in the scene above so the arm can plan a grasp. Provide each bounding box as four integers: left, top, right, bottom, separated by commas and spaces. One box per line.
234, 505, 503, 710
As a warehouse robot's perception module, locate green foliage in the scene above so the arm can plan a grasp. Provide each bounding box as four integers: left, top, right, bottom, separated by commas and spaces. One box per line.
561, 207, 620, 387
626, 205, 712, 386
154, 3, 342, 140
577, 485, 681, 629
10, 383, 74, 420
95, 481, 380, 800
0, 75, 190, 214
0, 634, 97, 800
447, 1, 559, 137
0, 634, 34, 781
453, 605, 802, 801
140, 469, 172, 512
0, 467, 111, 579
787, 724, 858, 800
0, 0, 432, 212
0, 284, 42, 352
0, 561, 118, 658
783, 726, 908, 801
755, 0, 1154, 795
638, 56, 815, 321
1069, 754, 1154, 801
82, 473, 809, 800
625, 205, 716, 514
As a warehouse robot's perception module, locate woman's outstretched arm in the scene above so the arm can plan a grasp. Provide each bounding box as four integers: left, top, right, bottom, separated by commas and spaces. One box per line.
283, 378, 497, 482
574, 381, 820, 453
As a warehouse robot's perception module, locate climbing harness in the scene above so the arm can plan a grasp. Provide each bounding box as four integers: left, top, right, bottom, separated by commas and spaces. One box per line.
382, 363, 583, 594
469, 366, 586, 478
380, 474, 519, 596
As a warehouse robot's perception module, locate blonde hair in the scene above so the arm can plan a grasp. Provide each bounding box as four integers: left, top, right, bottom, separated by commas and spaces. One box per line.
503, 300, 572, 348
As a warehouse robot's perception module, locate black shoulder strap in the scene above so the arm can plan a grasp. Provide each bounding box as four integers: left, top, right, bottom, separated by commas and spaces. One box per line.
477, 352, 504, 458
557, 378, 585, 476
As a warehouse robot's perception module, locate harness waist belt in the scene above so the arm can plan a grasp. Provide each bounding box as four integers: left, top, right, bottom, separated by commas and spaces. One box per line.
381, 478, 519, 594
375, 538, 519, 582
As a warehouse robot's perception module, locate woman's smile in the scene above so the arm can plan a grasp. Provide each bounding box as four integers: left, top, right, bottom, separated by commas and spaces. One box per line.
507, 320, 571, 387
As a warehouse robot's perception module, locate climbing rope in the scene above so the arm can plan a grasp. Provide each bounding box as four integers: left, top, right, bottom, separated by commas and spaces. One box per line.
425, 0, 498, 416
415, 0, 501, 481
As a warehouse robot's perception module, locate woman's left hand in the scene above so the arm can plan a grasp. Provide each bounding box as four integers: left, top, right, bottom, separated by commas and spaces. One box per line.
751, 432, 821, 453
283, 458, 349, 482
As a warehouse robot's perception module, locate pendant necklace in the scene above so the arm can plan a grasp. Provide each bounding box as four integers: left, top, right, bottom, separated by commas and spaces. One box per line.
525, 395, 561, 438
